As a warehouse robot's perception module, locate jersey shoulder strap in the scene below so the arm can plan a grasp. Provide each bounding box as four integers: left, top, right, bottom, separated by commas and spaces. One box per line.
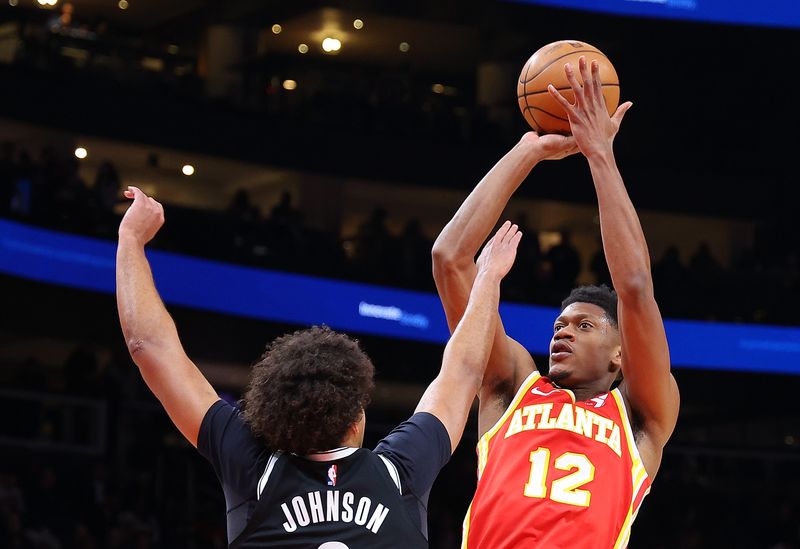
229, 451, 286, 549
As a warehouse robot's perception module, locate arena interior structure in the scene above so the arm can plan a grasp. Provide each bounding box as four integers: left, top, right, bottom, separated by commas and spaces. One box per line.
1, 0, 799, 547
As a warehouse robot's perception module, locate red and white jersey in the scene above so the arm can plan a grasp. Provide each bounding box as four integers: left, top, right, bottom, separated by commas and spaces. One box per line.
462, 371, 650, 549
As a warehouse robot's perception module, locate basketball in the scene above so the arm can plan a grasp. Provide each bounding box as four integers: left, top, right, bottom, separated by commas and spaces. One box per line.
517, 40, 620, 135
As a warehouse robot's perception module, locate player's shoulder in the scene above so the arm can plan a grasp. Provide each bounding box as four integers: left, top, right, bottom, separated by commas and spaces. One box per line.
373, 412, 449, 457
198, 398, 265, 460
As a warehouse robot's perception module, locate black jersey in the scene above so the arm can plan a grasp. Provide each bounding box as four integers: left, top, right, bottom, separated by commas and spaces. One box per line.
198, 400, 451, 548
230, 448, 426, 548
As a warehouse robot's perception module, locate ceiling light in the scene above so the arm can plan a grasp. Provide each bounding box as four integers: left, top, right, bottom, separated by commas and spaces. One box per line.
167, 44, 179, 55
298, 43, 308, 54
74, 147, 87, 159
182, 164, 195, 176
353, 19, 364, 30
399, 42, 410, 53
282, 79, 297, 90
9, 0, 19, 6
432, 84, 444, 94
271, 24, 282, 34
321, 37, 341, 53
118, 0, 128, 9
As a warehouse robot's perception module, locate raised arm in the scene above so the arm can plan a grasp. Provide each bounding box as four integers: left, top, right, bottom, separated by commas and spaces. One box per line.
432, 133, 577, 432
549, 58, 679, 468
116, 186, 219, 447
417, 221, 522, 452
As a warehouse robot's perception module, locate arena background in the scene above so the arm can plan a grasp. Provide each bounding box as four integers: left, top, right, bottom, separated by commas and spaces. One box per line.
1, 1, 799, 547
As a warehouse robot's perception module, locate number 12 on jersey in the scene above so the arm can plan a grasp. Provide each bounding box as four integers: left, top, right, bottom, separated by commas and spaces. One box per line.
523, 447, 595, 507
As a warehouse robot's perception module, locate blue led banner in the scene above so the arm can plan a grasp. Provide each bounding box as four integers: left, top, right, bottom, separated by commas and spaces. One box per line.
1, 218, 799, 374
509, 0, 800, 28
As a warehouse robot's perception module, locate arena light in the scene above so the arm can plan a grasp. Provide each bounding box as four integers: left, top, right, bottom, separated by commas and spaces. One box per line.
353, 19, 364, 30
298, 43, 308, 54
271, 24, 282, 34
182, 164, 195, 176
321, 37, 341, 53
74, 147, 87, 159
282, 79, 297, 91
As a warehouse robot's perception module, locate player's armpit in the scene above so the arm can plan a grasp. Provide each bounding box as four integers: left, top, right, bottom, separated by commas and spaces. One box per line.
477, 334, 536, 436
617, 293, 679, 457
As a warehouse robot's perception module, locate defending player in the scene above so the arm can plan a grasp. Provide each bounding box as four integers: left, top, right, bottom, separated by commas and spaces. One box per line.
432, 57, 679, 547
115, 186, 522, 548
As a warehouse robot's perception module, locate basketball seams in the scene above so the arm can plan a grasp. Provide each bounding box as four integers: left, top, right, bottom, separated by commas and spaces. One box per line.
517, 41, 618, 134
523, 105, 570, 123
518, 82, 620, 98
519, 48, 609, 84
520, 57, 541, 132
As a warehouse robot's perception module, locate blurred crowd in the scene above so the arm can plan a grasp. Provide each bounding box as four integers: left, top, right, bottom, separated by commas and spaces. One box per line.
2, 139, 800, 325
5, 3, 497, 148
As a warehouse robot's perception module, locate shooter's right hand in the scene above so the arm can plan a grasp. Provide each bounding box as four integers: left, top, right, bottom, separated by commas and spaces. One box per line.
521, 130, 580, 162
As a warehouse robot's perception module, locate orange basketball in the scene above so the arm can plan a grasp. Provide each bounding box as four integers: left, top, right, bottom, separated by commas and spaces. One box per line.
517, 40, 620, 135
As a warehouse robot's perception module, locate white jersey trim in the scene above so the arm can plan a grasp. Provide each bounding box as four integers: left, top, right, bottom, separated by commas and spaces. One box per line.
257, 451, 282, 499
378, 454, 402, 494
611, 388, 649, 472
303, 447, 359, 461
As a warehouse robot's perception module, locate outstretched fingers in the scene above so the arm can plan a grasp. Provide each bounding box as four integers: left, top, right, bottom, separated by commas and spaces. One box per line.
612, 101, 633, 125
548, 84, 575, 116
564, 62, 584, 106
590, 59, 604, 102
500, 223, 520, 246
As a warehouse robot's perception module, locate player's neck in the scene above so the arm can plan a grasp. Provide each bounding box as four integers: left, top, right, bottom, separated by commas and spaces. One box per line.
339, 433, 363, 449
553, 379, 613, 402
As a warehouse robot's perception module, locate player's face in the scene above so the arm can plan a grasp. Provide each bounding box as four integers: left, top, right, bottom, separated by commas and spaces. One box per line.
547, 302, 620, 387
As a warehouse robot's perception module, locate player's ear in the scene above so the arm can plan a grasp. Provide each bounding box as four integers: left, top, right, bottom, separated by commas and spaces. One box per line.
609, 344, 622, 373
349, 409, 365, 435
349, 409, 366, 448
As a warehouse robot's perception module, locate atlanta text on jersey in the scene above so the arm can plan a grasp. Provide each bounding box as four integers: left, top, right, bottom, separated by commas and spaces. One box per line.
280, 490, 390, 534
504, 402, 623, 457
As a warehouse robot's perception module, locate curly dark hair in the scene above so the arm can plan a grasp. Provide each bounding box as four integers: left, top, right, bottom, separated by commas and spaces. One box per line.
242, 325, 375, 455
561, 284, 618, 328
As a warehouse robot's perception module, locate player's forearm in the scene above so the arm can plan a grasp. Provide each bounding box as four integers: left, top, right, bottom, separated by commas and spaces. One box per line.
588, 150, 653, 299
432, 138, 540, 265
116, 233, 180, 359
441, 271, 501, 386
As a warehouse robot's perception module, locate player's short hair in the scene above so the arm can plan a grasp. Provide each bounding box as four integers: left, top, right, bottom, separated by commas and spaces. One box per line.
561, 285, 618, 328
243, 326, 375, 454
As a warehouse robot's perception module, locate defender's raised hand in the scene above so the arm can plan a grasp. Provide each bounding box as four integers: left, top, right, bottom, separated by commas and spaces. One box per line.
119, 186, 165, 246
476, 220, 523, 280
547, 56, 633, 159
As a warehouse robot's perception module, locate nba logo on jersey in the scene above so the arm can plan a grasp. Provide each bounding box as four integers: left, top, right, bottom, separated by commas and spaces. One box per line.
327, 464, 337, 486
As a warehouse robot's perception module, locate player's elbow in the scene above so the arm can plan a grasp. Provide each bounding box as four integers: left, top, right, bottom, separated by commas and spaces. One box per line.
431, 239, 455, 267
615, 272, 654, 303
457, 357, 487, 394
125, 336, 154, 369
432, 244, 471, 278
